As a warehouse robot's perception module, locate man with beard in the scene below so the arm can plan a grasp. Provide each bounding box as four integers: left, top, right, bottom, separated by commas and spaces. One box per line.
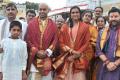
96, 7, 120, 80
0, 2, 27, 80
25, 3, 57, 80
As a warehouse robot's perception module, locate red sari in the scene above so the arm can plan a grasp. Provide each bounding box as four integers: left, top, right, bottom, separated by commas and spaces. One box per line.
25, 17, 57, 76
53, 22, 90, 80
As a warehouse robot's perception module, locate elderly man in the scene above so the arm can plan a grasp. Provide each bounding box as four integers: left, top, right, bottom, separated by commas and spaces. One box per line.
56, 16, 65, 30
25, 3, 57, 80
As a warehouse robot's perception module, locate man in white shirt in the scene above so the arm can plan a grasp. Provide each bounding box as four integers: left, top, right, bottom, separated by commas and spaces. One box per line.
0, 2, 27, 40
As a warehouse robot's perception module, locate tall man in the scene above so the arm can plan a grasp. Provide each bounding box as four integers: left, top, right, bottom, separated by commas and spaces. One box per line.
25, 3, 57, 80
96, 7, 120, 80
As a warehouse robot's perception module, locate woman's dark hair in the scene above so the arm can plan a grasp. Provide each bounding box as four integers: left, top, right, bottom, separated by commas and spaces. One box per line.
10, 21, 22, 31
96, 16, 106, 25
69, 6, 81, 28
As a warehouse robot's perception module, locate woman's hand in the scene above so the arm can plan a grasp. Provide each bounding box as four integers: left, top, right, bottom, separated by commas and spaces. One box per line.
72, 50, 81, 59
67, 55, 75, 62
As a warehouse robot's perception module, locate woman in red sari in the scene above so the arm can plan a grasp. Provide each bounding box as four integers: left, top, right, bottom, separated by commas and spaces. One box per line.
53, 6, 90, 80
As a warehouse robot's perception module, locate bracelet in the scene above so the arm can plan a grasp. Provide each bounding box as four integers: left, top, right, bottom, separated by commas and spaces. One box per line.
114, 63, 118, 67
104, 59, 110, 65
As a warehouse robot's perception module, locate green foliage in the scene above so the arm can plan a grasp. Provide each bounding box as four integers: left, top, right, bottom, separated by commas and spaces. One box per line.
25, 1, 39, 10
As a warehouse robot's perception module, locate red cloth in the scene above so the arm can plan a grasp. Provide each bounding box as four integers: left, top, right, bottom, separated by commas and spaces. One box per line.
25, 17, 57, 75
25, 17, 57, 51
59, 22, 90, 73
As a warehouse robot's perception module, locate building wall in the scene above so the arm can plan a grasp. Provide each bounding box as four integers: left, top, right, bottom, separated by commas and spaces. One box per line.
101, 0, 120, 16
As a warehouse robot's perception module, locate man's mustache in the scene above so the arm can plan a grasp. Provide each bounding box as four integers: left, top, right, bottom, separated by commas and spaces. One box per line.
110, 20, 118, 23
8, 13, 14, 15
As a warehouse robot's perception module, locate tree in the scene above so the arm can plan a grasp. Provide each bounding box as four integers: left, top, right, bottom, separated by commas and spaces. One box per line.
25, 1, 39, 10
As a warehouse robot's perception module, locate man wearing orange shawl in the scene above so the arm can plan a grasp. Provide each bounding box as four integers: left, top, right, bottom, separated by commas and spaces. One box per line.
53, 6, 90, 80
25, 3, 57, 80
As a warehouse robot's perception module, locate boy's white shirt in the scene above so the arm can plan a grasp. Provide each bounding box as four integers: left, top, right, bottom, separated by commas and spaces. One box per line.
0, 18, 28, 72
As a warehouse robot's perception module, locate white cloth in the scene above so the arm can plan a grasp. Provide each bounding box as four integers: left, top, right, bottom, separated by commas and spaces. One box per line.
0, 38, 28, 80
0, 19, 28, 40
46, 49, 53, 57
30, 64, 38, 72
41, 71, 53, 80
28, 72, 53, 80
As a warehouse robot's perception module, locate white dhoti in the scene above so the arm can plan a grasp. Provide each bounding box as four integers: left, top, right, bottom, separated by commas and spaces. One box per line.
28, 72, 53, 80
28, 64, 53, 80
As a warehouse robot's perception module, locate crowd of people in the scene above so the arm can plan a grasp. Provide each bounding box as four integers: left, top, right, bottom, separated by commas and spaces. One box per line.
0, 2, 120, 80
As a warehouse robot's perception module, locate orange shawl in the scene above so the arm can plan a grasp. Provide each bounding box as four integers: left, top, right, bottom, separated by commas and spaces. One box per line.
53, 22, 90, 79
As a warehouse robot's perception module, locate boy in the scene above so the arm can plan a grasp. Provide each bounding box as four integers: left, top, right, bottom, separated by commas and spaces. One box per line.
0, 21, 28, 80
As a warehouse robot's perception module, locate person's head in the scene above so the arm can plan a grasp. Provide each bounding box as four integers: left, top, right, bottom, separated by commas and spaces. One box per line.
96, 16, 106, 29
19, 17, 25, 22
70, 6, 81, 22
26, 9, 36, 23
108, 7, 120, 26
94, 7, 103, 18
5, 2, 18, 22
69, 6, 81, 27
9, 21, 22, 39
82, 10, 93, 24
38, 3, 49, 20
56, 16, 65, 29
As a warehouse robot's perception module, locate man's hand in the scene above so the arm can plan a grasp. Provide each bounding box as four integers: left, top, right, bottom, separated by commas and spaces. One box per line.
106, 62, 117, 71
37, 50, 47, 59
22, 71, 27, 80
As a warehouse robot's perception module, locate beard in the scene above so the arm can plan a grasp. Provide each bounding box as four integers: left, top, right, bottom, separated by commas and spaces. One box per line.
39, 13, 47, 19
109, 20, 120, 26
